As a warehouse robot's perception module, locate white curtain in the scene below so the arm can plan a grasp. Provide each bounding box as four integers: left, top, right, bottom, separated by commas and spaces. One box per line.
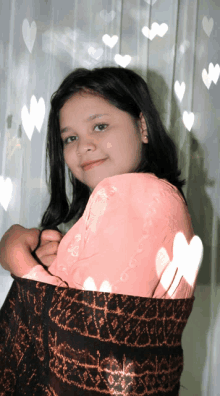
0, 0, 219, 394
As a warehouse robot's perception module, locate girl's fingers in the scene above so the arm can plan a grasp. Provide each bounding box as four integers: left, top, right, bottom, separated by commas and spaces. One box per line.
40, 254, 57, 267
40, 230, 63, 244
35, 241, 59, 260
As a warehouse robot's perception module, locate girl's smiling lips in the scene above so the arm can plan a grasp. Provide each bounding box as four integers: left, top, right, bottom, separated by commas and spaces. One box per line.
81, 159, 106, 171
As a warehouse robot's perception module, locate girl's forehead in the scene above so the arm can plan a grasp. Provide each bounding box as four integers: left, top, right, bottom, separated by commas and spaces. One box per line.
61, 92, 117, 113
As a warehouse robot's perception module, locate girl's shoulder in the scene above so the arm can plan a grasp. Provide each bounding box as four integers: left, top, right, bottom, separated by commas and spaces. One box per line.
91, 172, 186, 207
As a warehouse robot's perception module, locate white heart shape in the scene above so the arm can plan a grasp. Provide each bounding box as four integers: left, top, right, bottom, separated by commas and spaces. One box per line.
22, 19, 37, 53
202, 16, 214, 37
182, 111, 194, 131
147, 23, 159, 40
114, 54, 131, 68
83, 277, 112, 293
21, 105, 35, 140
142, 22, 168, 40
0, 176, 13, 211
100, 10, 116, 23
202, 68, 212, 89
30, 95, 45, 132
157, 23, 168, 37
168, 233, 203, 296
144, 0, 157, 5
83, 276, 97, 291
174, 81, 186, 102
102, 34, 118, 49
88, 47, 103, 60
209, 63, 220, 85
99, 280, 112, 293
21, 95, 45, 140
159, 232, 203, 297
142, 26, 157, 41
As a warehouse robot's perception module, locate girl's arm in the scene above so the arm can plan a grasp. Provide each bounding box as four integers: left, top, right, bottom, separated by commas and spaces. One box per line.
0, 225, 66, 286
0, 225, 41, 277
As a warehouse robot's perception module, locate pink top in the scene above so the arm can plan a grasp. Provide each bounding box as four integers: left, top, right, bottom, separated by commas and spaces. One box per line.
22, 173, 203, 298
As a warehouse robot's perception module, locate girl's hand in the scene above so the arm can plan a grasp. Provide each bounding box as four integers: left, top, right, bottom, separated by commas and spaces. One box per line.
34, 229, 63, 267
0, 224, 41, 277
0, 225, 63, 277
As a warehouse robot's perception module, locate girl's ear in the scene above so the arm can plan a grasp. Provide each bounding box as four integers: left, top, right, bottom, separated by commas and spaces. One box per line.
139, 112, 148, 143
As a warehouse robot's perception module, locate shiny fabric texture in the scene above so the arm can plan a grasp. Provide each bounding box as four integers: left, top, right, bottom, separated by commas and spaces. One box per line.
0, 276, 194, 395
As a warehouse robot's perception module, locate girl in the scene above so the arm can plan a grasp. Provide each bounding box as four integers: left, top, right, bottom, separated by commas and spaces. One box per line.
0, 67, 203, 395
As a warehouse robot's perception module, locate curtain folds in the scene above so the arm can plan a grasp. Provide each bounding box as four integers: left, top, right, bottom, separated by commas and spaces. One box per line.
0, 0, 219, 394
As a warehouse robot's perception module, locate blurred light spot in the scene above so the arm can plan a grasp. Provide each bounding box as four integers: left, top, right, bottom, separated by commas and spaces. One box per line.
159, 232, 203, 297
142, 23, 168, 40
182, 111, 194, 131
83, 276, 112, 292
88, 47, 103, 60
102, 34, 118, 48
174, 81, 186, 102
22, 19, 37, 53
21, 95, 45, 141
202, 16, 214, 37
144, 0, 157, 5
99, 10, 116, 23
0, 176, 13, 211
202, 63, 220, 89
114, 54, 131, 68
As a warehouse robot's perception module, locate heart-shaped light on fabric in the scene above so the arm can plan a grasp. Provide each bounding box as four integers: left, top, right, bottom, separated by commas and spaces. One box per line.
30, 96, 45, 132
159, 232, 203, 297
0, 176, 13, 211
157, 23, 169, 37
202, 63, 220, 89
142, 26, 157, 41
88, 47, 103, 60
102, 34, 118, 48
155, 247, 171, 277
202, 16, 214, 37
209, 63, 220, 84
100, 10, 116, 23
22, 19, 37, 53
21, 95, 45, 140
83, 276, 112, 293
202, 68, 212, 89
144, 0, 157, 5
21, 104, 35, 140
142, 23, 168, 41
114, 54, 131, 68
179, 40, 190, 55
182, 111, 194, 131
174, 81, 186, 102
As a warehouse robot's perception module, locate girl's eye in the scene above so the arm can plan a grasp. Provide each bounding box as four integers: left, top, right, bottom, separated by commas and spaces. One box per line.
62, 124, 108, 146
94, 123, 108, 132
63, 136, 76, 145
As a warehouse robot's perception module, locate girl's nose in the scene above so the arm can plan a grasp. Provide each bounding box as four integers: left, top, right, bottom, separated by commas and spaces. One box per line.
76, 136, 97, 155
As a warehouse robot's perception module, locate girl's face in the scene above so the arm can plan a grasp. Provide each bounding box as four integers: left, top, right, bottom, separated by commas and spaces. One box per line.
59, 92, 147, 191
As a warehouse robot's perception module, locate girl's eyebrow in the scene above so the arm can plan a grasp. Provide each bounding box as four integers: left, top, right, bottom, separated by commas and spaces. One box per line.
60, 113, 110, 135
86, 113, 110, 121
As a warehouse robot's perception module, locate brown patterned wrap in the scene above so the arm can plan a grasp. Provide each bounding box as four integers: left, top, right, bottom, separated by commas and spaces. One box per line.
0, 276, 194, 395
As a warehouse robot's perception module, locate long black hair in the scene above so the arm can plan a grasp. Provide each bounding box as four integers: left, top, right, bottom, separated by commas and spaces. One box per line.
40, 66, 187, 229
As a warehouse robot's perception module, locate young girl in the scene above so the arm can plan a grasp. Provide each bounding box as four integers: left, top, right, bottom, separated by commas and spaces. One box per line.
0, 67, 203, 395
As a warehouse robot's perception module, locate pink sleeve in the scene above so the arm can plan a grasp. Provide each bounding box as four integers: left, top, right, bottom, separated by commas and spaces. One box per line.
66, 173, 203, 298
21, 265, 68, 287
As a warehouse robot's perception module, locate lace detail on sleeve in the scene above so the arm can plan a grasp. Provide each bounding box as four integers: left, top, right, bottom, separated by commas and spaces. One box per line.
83, 182, 117, 239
